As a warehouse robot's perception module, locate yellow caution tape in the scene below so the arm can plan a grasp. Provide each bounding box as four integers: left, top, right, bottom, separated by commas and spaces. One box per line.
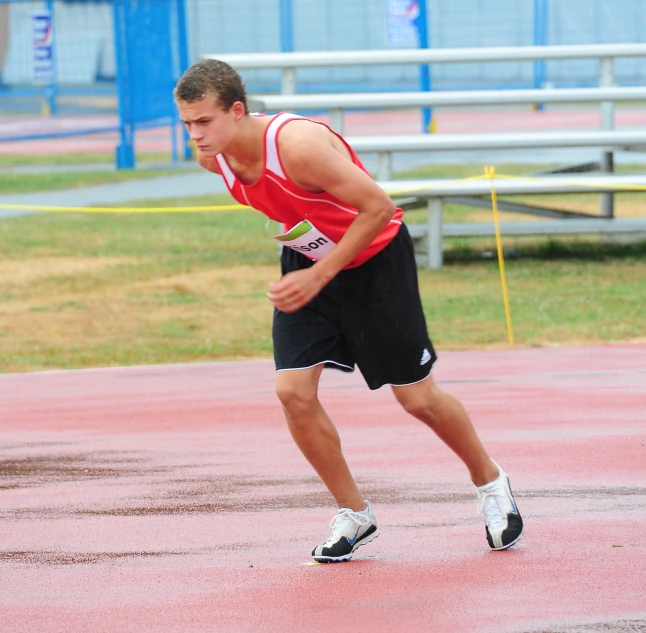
485, 166, 515, 346
1, 170, 644, 214
0, 203, 248, 213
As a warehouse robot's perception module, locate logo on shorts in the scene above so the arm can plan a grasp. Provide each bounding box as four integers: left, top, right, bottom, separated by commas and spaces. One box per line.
420, 348, 432, 365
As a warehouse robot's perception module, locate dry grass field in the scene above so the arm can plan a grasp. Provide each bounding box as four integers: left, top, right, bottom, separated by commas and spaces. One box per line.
1, 163, 645, 372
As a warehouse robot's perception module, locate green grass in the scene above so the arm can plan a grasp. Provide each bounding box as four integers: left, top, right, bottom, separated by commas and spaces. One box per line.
0, 202, 269, 265
2, 161, 642, 199
0, 152, 180, 168
395, 162, 644, 180
0, 161, 606, 198
1, 201, 645, 372
419, 252, 646, 347
0, 168, 198, 195
1, 161, 645, 371
395, 163, 538, 180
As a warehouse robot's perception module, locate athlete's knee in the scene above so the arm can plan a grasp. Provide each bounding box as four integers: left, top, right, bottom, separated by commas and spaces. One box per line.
401, 396, 439, 425
275, 378, 318, 419
393, 379, 442, 425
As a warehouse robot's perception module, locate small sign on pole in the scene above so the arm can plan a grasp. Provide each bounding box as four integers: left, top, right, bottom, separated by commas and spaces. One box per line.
386, 0, 420, 45
386, 0, 435, 133
32, 10, 54, 85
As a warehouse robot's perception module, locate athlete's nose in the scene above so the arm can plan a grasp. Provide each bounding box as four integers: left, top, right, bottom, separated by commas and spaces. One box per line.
189, 127, 203, 141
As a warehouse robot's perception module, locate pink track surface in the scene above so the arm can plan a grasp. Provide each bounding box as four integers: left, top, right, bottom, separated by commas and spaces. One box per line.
2, 109, 646, 154
1, 345, 645, 633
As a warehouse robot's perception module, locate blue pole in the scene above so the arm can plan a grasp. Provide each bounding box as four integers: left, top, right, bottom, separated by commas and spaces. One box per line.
113, 0, 134, 169
533, 0, 548, 111
45, 0, 57, 115
176, 0, 192, 161
414, 0, 433, 133
171, 114, 178, 165
279, 0, 294, 52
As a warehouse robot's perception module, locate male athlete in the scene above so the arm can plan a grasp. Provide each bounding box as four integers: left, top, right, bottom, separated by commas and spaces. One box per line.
174, 59, 523, 562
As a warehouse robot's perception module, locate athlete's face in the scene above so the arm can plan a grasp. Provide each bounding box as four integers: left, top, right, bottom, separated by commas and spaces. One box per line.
177, 94, 244, 157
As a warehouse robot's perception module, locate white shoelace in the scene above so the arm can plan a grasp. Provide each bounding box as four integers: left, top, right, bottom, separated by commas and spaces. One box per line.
477, 491, 506, 533
326, 510, 370, 545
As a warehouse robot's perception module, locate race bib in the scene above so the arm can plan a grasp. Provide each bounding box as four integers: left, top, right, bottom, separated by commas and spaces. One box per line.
270, 220, 337, 261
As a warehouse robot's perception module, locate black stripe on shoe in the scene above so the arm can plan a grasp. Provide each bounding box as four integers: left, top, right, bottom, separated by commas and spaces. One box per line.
486, 512, 523, 550
312, 525, 380, 563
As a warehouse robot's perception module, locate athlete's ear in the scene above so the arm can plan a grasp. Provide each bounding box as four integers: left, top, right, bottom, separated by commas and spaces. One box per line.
231, 101, 246, 121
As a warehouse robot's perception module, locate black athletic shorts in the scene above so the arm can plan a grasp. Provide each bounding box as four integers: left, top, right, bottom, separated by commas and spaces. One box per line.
272, 222, 437, 390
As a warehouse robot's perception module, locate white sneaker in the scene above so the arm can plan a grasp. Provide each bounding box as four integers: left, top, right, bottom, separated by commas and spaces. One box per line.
477, 463, 523, 550
312, 500, 379, 562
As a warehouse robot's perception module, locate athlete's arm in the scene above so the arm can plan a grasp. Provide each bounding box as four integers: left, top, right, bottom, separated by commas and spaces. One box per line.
268, 121, 396, 312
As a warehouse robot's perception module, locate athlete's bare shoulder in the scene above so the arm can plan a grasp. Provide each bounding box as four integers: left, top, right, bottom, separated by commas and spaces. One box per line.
277, 118, 370, 195
278, 118, 352, 172
278, 118, 338, 153
197, 152, 221, 174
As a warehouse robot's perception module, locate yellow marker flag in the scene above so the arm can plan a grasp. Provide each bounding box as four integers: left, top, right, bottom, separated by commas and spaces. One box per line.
485, 165, 515, 346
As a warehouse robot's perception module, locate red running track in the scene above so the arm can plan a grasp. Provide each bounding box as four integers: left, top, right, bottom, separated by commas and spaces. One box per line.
1, 344, 645, 633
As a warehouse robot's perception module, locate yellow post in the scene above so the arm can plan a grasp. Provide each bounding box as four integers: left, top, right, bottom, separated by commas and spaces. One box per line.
485, 165, 515, 346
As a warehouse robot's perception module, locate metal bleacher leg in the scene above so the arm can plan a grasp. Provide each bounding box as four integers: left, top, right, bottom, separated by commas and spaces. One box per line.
330, 108, 344, 134
377, 152, 392, 180
600, 56, 615, 218
427, 197, 443, 269
281, 68, 296, 95
601, 151, 614, 218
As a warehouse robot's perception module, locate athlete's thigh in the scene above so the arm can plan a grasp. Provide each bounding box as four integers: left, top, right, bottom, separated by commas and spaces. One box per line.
339, 225, 436, 389
275, 362, 325, 401
272, 303, 354, 372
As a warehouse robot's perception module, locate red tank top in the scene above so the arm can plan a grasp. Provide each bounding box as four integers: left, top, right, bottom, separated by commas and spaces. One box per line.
214, 113, 403, 269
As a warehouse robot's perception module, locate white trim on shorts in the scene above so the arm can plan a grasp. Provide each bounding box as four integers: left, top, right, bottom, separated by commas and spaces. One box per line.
275, 360, 354, 373
275, 362, 431, 391
383, 372, 432, 389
